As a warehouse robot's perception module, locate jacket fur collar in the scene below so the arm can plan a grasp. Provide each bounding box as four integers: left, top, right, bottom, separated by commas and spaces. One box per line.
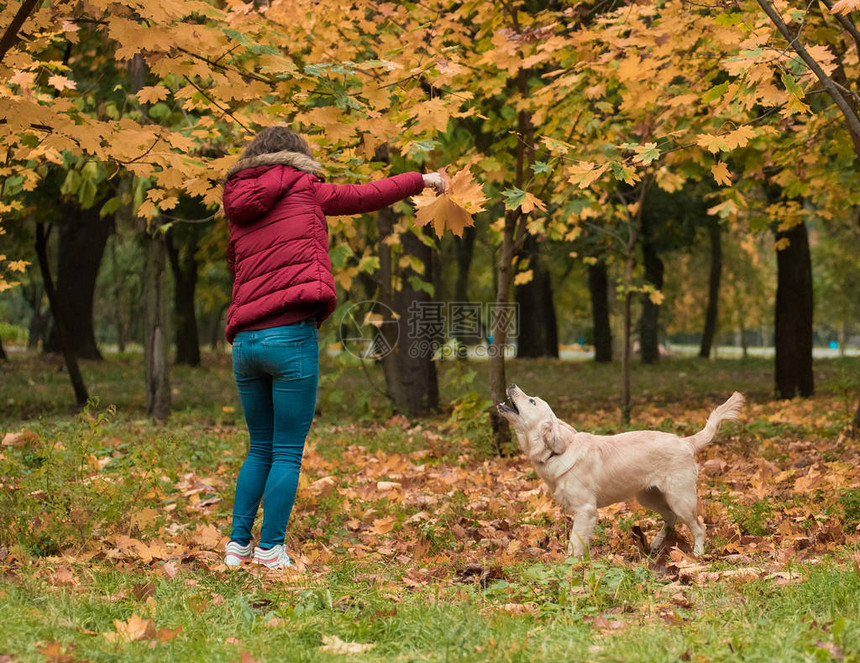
225, 150, 322, 182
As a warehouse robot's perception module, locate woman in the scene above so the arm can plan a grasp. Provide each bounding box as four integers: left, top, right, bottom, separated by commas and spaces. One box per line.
222, 125, 444, 568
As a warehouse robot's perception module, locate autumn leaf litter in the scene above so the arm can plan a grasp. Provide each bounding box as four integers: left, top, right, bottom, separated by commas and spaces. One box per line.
1, 394, 859, 643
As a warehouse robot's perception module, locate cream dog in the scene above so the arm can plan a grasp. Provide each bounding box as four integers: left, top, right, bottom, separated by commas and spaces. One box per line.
497, 385, 744, 557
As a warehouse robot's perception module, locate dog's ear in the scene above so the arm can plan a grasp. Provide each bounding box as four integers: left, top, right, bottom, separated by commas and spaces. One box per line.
540, 417, 565, 455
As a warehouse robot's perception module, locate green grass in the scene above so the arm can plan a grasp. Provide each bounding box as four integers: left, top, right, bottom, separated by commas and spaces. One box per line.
1, 555, 858, 661
1, 351, 859, 661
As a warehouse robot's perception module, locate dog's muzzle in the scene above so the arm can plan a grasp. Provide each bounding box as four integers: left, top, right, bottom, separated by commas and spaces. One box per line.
497, 385, 519, 415
496, 402, 518, 415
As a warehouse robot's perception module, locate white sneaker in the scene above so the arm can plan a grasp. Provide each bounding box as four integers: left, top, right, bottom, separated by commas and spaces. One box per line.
224, 540, 253, 567
252, 544, 292, 569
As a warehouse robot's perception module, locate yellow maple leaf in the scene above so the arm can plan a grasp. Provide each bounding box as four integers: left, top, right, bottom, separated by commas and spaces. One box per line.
830, 0, 859, 16
711, 162, 732, 186
696, 133, 731, 153
8, 70, 36, 88
414, 195, 474, 238
413, 168, 486, 238
568, 161, 609, 189
616, 54, 642, 82
47, 75, 76, 92
521, 192, 547, 214
514, 270, 534, 285
542, 136, 576, 155
6, 260, 29, 273
707, 199, 738, 218
295, 106, 353, 144
158, 196, 179, 211
723, 125, 756, 150
410, 97, 450, 134
649, 289, 665, 305
136, 85, 169, 104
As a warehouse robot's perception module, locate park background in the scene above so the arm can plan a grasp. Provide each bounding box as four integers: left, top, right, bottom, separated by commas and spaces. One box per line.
1, 0, 860, 661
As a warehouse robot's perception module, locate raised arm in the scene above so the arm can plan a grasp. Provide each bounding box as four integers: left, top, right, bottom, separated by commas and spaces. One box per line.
313, 172, 425, 216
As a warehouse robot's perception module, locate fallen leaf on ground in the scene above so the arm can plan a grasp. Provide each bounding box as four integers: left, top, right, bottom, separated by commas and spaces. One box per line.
308, 476, 337, 496
161, 560, 180, 579
103, 614, 155, 642
50, 566, 77, 587
371, 516, 395, 534
190, 524, 222, 549
156, 626, 183, 642
499, 603, 537, 615
232, 652, 261, 663
812, 641, 844, 660
1, 432, 24, 447
320, 634, 375, 654
35, 641, 76, 662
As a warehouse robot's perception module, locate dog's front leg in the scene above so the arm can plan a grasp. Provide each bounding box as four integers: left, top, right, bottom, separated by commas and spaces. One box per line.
567, 505, 597, 557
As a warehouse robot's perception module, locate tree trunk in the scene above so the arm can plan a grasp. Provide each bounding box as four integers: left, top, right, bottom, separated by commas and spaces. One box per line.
0, 335, 6, 360
621, 250, 634, 426
838, 323, 846, 358
110, 235, 126, 353
454, 226, 476, 312
377, 205, 408, 408
853, 400, 860, 438
142, 229, 171, 421
639, 231, 663, 365
166, 229, 201, 366
515, 235, 559, 358
489, 69, 532, 452
394, 227, 440, 417
738, 306, 749, 360
775, 220, 814, 399
23, 282, 49, 350
43, 203, 110, 360
35, 222, 89, 406
699, 219, 722, 359
454, 225, 479, 356
621, 187, 646, 426
588, 260, 613, 362
489, 228, 520, 451
207, 307, 225, 351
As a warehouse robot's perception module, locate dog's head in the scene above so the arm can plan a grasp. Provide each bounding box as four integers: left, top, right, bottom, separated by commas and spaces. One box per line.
497, 384, 566, 459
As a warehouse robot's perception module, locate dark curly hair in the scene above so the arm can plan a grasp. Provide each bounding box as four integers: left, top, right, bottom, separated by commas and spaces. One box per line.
241, 125, 313, 159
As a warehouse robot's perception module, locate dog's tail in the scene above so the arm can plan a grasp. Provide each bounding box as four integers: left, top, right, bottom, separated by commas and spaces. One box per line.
686, 392, 745, 453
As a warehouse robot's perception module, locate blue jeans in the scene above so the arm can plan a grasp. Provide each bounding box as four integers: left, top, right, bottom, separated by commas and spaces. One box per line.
230, 320, 319, 548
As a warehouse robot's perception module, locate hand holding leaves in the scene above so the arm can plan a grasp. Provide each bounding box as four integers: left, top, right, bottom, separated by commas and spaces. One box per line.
413, 168, 487, 238
422, 172, 447, 194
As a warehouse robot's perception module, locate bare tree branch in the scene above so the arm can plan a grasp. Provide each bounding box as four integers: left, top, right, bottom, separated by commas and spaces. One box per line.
756, 0, 860, 159
182, 75, 252, 133
819, 0, 860, 57
0, 0, 40, 65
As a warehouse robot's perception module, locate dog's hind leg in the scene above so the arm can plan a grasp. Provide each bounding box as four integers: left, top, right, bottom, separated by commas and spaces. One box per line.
567, 504, 598, 558
637, 487, 677, 553
663, 485, 706, 556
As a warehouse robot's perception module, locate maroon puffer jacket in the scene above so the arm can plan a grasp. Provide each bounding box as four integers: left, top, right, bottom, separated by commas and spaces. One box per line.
222, 150, 424, 343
